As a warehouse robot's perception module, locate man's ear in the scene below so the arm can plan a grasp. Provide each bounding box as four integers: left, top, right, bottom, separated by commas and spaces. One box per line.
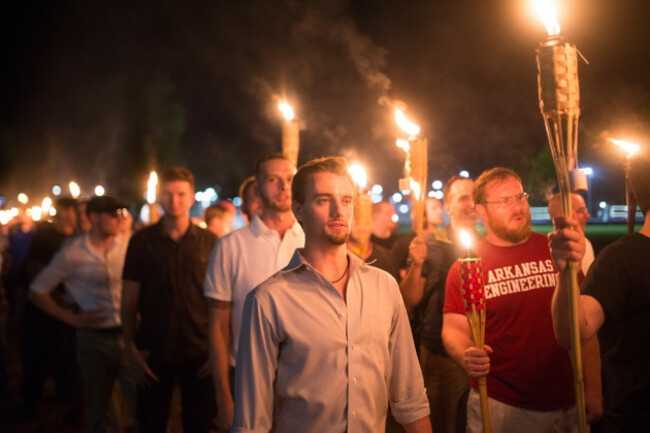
291, 201, 304, 223
475, 203, 487, 221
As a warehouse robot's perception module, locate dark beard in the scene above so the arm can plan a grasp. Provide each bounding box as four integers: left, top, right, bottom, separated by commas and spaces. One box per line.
325, 229, 349, 245
487, 209, 532, 244
260, 191, 291, 212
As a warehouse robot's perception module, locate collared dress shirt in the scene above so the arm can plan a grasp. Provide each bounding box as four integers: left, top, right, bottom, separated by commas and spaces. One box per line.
233, 250, 430, 433
123, 221, 216, 363
30, 232, 129, 328
203, 213, 304, 365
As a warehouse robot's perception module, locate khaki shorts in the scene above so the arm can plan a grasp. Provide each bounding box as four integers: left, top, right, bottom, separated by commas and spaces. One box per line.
466, 387, 578, 433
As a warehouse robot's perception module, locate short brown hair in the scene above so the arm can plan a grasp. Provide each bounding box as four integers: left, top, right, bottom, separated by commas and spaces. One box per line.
204, 202, 234, 225
473, 167, 521, 205
254, 153, 294, 182
443, 175, 470, 202
292, 156, 355, 204
238, 176, 257, 202
160, 167, 195, 190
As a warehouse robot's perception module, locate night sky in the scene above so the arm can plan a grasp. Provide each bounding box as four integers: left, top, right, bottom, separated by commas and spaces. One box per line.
1, 0, 649, 206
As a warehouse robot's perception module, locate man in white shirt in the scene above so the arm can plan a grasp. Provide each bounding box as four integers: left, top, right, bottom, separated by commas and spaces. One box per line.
29, 195, 134, 433
204, 153, 304, 431
232, 156, 431, 432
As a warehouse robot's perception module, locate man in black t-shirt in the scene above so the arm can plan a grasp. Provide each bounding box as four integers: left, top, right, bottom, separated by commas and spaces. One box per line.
550, 152, 650, 432
122, 167, 217, 433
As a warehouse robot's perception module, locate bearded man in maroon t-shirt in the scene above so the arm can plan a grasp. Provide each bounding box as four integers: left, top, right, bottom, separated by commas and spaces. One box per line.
442, 167, 582, 432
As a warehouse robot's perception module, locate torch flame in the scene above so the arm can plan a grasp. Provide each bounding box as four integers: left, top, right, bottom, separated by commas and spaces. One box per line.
348, 164, 368, 189
0, 210, 13, 225
460, 229, 472, 250
147, 171, 158, 204
396, 138, 410, 153
41, 197, 52, 214
534, 0, 561, 36
278, 101, 295, 121
410, 179, 421, 200
609, 138, 640, 157
30, 206, 42, 222
68, 181, 81, 199
395, 109, 421, 137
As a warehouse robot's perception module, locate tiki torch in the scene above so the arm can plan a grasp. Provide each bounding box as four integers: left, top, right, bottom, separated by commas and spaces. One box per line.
146, 171, 160, 224
278, 101, 299, 167
459, 230, 491, 433
610, 138, 641, 234
68, 181, 81, 199
535, 1, 587, 430
395, 108, 428, 236
349, 164, 372, 258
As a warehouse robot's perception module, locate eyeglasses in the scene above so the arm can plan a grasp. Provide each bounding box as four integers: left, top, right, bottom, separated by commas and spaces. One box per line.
483, 192, 529, 208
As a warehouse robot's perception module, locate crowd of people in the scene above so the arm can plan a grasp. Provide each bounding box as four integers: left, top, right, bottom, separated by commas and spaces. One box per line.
0, 151, 648, 433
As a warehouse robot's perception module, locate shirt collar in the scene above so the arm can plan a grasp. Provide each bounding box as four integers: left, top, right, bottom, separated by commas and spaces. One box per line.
283, 248, 367, 276
154, 218, 199, 240
81, 232, 120, 255
249, 213, 303, 239
249, 213, 269, 237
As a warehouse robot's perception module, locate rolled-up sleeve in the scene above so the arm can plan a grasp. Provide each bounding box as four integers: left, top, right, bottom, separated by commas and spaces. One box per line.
29, 248, 68, 295
386, 282, 430, 425
232, 290, 279, 433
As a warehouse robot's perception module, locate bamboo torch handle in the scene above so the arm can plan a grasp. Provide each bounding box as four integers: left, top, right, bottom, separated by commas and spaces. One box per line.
560, 181, 588, 432
470, 308, 491, 433
477, 377, 492, 433
567, 260, 587, 431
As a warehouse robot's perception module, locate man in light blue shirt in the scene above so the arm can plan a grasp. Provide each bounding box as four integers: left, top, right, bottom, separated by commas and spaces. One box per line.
29, 195, 134, 433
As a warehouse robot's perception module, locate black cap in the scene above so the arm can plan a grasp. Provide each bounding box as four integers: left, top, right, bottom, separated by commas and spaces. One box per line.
86, 195, 127, 215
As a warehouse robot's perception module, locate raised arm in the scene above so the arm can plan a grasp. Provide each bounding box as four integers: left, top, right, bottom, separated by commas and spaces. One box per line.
548, 216, 604, 348
399, 236, 427, 310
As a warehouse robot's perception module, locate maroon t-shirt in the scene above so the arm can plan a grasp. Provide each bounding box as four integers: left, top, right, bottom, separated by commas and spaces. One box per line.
444, 232, 574, 410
